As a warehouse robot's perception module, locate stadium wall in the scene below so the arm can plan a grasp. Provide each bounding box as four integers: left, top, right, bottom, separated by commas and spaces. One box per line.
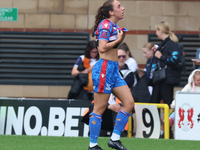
0, 0, 198, 98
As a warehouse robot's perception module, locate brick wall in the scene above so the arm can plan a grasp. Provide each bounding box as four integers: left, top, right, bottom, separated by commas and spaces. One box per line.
0, 0, 200, 98
1, 0, 200, 64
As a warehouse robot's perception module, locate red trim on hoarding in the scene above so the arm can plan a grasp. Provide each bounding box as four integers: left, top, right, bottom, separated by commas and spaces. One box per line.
138, 30, 150, 34
138, 64, 146, 69
0, 28, 199, 35
188, 31, 200, 34
75, 29, 90, 33
62, 29, 75, 32
0, 28, 12, 31
49, 29, 63, 32
174, 31, 187, 34
149, 30, 156, 34
127, 30, 138, 34
25, 28, 50, 32
12, 28, 25, 32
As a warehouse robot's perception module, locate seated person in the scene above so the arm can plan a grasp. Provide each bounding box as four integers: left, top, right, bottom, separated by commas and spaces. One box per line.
118, 43, 138, 73
68, 40, 99, 100
118, 48, 134, 88
118, 43, 138, 87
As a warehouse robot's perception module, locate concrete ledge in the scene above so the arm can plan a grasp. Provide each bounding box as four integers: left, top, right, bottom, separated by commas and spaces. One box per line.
0, 85, 71, 98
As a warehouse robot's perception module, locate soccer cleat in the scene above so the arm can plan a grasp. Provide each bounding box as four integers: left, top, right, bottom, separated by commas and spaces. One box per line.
108, 139, 129, 150
88, 145, 103, 150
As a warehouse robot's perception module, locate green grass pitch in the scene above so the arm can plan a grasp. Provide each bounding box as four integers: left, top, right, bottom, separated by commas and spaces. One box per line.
0, 135, 199, 150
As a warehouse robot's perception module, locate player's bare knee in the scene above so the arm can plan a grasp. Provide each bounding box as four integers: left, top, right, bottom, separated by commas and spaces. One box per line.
93, 104, 107, 115
128, 98, 135, 107
123, 99, 134, 113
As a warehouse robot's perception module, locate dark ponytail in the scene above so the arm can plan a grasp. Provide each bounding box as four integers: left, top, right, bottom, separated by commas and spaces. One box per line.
92, 0, 114, 37
92, 7, 105, 37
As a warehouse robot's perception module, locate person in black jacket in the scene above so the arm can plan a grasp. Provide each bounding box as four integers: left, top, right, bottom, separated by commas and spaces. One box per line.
150, 21, 182, 107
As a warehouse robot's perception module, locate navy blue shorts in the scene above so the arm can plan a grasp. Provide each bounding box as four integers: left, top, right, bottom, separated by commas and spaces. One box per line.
92, 59, 127, 94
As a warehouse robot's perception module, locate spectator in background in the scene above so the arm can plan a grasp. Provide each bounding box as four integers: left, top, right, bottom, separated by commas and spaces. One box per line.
150, 21, 182, 107
150, 21, 182, 139
132, 43, 157, 103
68, 40, 99, 100
192, 49, 200, 69
71, 40, 99, 77
141, 43, 157, 83
118, 43, 138, 72
118, 48, 135, 88
192, 34, 200, 69
137, 43, 158, 94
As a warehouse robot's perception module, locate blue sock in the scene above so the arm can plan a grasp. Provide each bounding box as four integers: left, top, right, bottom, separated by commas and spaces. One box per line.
89, 112, 102, 144
113, 110, 131, 136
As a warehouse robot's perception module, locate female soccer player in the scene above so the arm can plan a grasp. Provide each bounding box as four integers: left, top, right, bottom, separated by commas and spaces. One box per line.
88, 0, 135, 150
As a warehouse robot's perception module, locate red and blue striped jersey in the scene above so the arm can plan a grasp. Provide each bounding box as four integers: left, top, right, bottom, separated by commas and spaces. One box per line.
94, 19, 128, 42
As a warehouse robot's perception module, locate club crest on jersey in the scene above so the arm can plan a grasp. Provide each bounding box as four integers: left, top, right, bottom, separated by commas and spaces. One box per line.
100, 30, 108, 38
106, 84, 111, 90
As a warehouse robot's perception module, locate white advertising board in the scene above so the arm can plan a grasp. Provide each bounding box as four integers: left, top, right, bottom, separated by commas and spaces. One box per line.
175, 92, 200, 140
135, 104, 160, 139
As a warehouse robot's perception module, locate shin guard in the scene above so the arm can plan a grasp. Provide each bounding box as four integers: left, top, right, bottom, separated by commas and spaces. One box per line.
89, 112, 102, 143
113, 110, 131, 135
